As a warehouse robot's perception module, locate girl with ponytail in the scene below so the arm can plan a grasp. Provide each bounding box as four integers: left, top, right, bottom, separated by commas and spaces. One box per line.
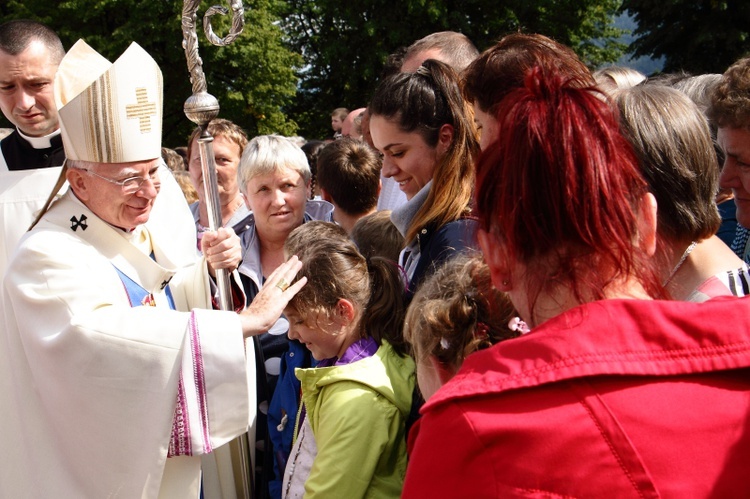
279, 221, 415, 498
368, 59, 479, 296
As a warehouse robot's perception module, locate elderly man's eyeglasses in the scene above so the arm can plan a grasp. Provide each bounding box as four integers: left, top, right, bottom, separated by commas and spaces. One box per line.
73, 167, 160, 195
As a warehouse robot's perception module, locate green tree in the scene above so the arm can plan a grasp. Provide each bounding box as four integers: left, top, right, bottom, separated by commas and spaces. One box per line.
281, 0, 625, 139
2, 0, 301, 146
621, 0, 750, 74
3, 1, 625, 143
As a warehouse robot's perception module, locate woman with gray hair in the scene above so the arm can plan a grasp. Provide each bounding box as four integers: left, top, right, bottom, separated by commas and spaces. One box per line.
236, 134, 333, 498
237, 134, 333, 296
613, 84, 749, 300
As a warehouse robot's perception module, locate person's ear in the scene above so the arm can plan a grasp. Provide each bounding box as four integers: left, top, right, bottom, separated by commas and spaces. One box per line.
478, 229, 512, 291
436, 123, 454, 157
638, 192, 658, 257
66, 167, 91, 202
335, 298, 356, 326
320, 188, 333, 203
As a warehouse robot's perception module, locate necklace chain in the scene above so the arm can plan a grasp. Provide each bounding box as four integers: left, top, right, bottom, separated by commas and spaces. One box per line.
663, 241, 697, 286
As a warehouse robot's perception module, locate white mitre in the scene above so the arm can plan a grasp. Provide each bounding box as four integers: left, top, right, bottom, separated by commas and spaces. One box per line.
54, 39, 163, 163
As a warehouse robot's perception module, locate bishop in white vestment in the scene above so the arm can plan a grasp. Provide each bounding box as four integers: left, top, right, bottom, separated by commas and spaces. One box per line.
0, 40, 300, 499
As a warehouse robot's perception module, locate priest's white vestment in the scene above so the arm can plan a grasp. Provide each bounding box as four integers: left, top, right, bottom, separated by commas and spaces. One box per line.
1, 180, 255, 498
0, 164, 62, 277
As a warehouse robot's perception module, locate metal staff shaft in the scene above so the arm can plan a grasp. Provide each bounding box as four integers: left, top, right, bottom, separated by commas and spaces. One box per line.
199, 132, 250, 497
181, 1, 252, 498
197, 133, 232, 312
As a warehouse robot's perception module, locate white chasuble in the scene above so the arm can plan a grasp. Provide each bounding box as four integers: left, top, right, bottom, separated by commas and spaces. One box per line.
0, 183, 255, 498
0, 165, 64, 277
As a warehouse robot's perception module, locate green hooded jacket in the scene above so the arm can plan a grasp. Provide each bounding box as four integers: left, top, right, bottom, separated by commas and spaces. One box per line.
292, 341, 415, 498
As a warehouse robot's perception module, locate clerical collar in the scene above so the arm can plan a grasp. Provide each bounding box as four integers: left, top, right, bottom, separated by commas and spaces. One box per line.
16, 128, 62, 149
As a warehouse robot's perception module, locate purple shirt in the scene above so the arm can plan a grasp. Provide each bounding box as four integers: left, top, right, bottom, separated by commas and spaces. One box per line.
316, 337, 379, 368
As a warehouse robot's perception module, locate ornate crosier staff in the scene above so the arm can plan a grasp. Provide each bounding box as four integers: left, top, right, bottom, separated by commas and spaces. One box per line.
181, 2, 253, 498
182, 0, 243, 310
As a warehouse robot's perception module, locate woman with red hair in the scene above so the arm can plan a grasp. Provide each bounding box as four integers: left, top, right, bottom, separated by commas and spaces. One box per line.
462, 32, 594, 150
402, 67, 750, 498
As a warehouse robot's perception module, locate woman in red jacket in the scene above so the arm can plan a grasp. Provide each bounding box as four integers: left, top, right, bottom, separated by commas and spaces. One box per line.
402, 66, 750, 498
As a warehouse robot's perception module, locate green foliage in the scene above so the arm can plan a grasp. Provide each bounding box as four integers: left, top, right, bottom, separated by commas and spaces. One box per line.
2, 0, 301, 146
3, 0, 625, 143
281, 0, 625, 139
621, 0, 750, 74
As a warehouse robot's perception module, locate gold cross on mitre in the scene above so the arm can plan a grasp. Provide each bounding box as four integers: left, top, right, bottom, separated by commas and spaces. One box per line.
126, 87, 157, 133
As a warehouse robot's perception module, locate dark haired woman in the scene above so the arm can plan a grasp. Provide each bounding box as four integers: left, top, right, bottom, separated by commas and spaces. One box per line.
369, 59, 479, 296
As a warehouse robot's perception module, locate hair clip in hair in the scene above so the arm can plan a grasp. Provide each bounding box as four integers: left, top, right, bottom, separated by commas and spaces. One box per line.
440, 337, 450, 350
508, 317, 530, 335
416, 64, 431, 78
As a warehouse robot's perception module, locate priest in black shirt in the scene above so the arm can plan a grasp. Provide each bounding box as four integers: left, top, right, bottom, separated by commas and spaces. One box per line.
0, 19, 64, 171
0, 20, 65, 271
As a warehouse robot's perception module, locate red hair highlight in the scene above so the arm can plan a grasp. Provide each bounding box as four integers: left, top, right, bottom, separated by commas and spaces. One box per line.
475, 66, 664, 304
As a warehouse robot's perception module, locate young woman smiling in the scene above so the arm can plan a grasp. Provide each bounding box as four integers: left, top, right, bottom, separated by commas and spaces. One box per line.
368, 59, 479, 296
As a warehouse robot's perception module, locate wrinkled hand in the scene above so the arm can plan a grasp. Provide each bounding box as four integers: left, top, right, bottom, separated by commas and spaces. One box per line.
240, 256, 307, 338
201, 227, 242, 277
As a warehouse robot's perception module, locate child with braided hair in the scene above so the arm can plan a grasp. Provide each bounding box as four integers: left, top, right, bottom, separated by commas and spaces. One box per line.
403, 253, 525, 402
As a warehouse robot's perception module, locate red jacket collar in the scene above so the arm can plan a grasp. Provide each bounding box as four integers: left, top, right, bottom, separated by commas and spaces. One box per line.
426, 296, 750, 410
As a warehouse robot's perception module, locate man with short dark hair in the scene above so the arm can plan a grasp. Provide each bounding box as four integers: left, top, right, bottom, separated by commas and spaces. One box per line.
0, 20, 66, 272
0, 19, 65, 168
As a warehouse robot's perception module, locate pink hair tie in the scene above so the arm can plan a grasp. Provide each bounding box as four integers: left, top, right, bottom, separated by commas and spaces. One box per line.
475, 322, 490, 339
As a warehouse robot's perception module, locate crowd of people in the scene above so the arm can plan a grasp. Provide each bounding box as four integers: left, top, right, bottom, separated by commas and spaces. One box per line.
2, 17, 750, 499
